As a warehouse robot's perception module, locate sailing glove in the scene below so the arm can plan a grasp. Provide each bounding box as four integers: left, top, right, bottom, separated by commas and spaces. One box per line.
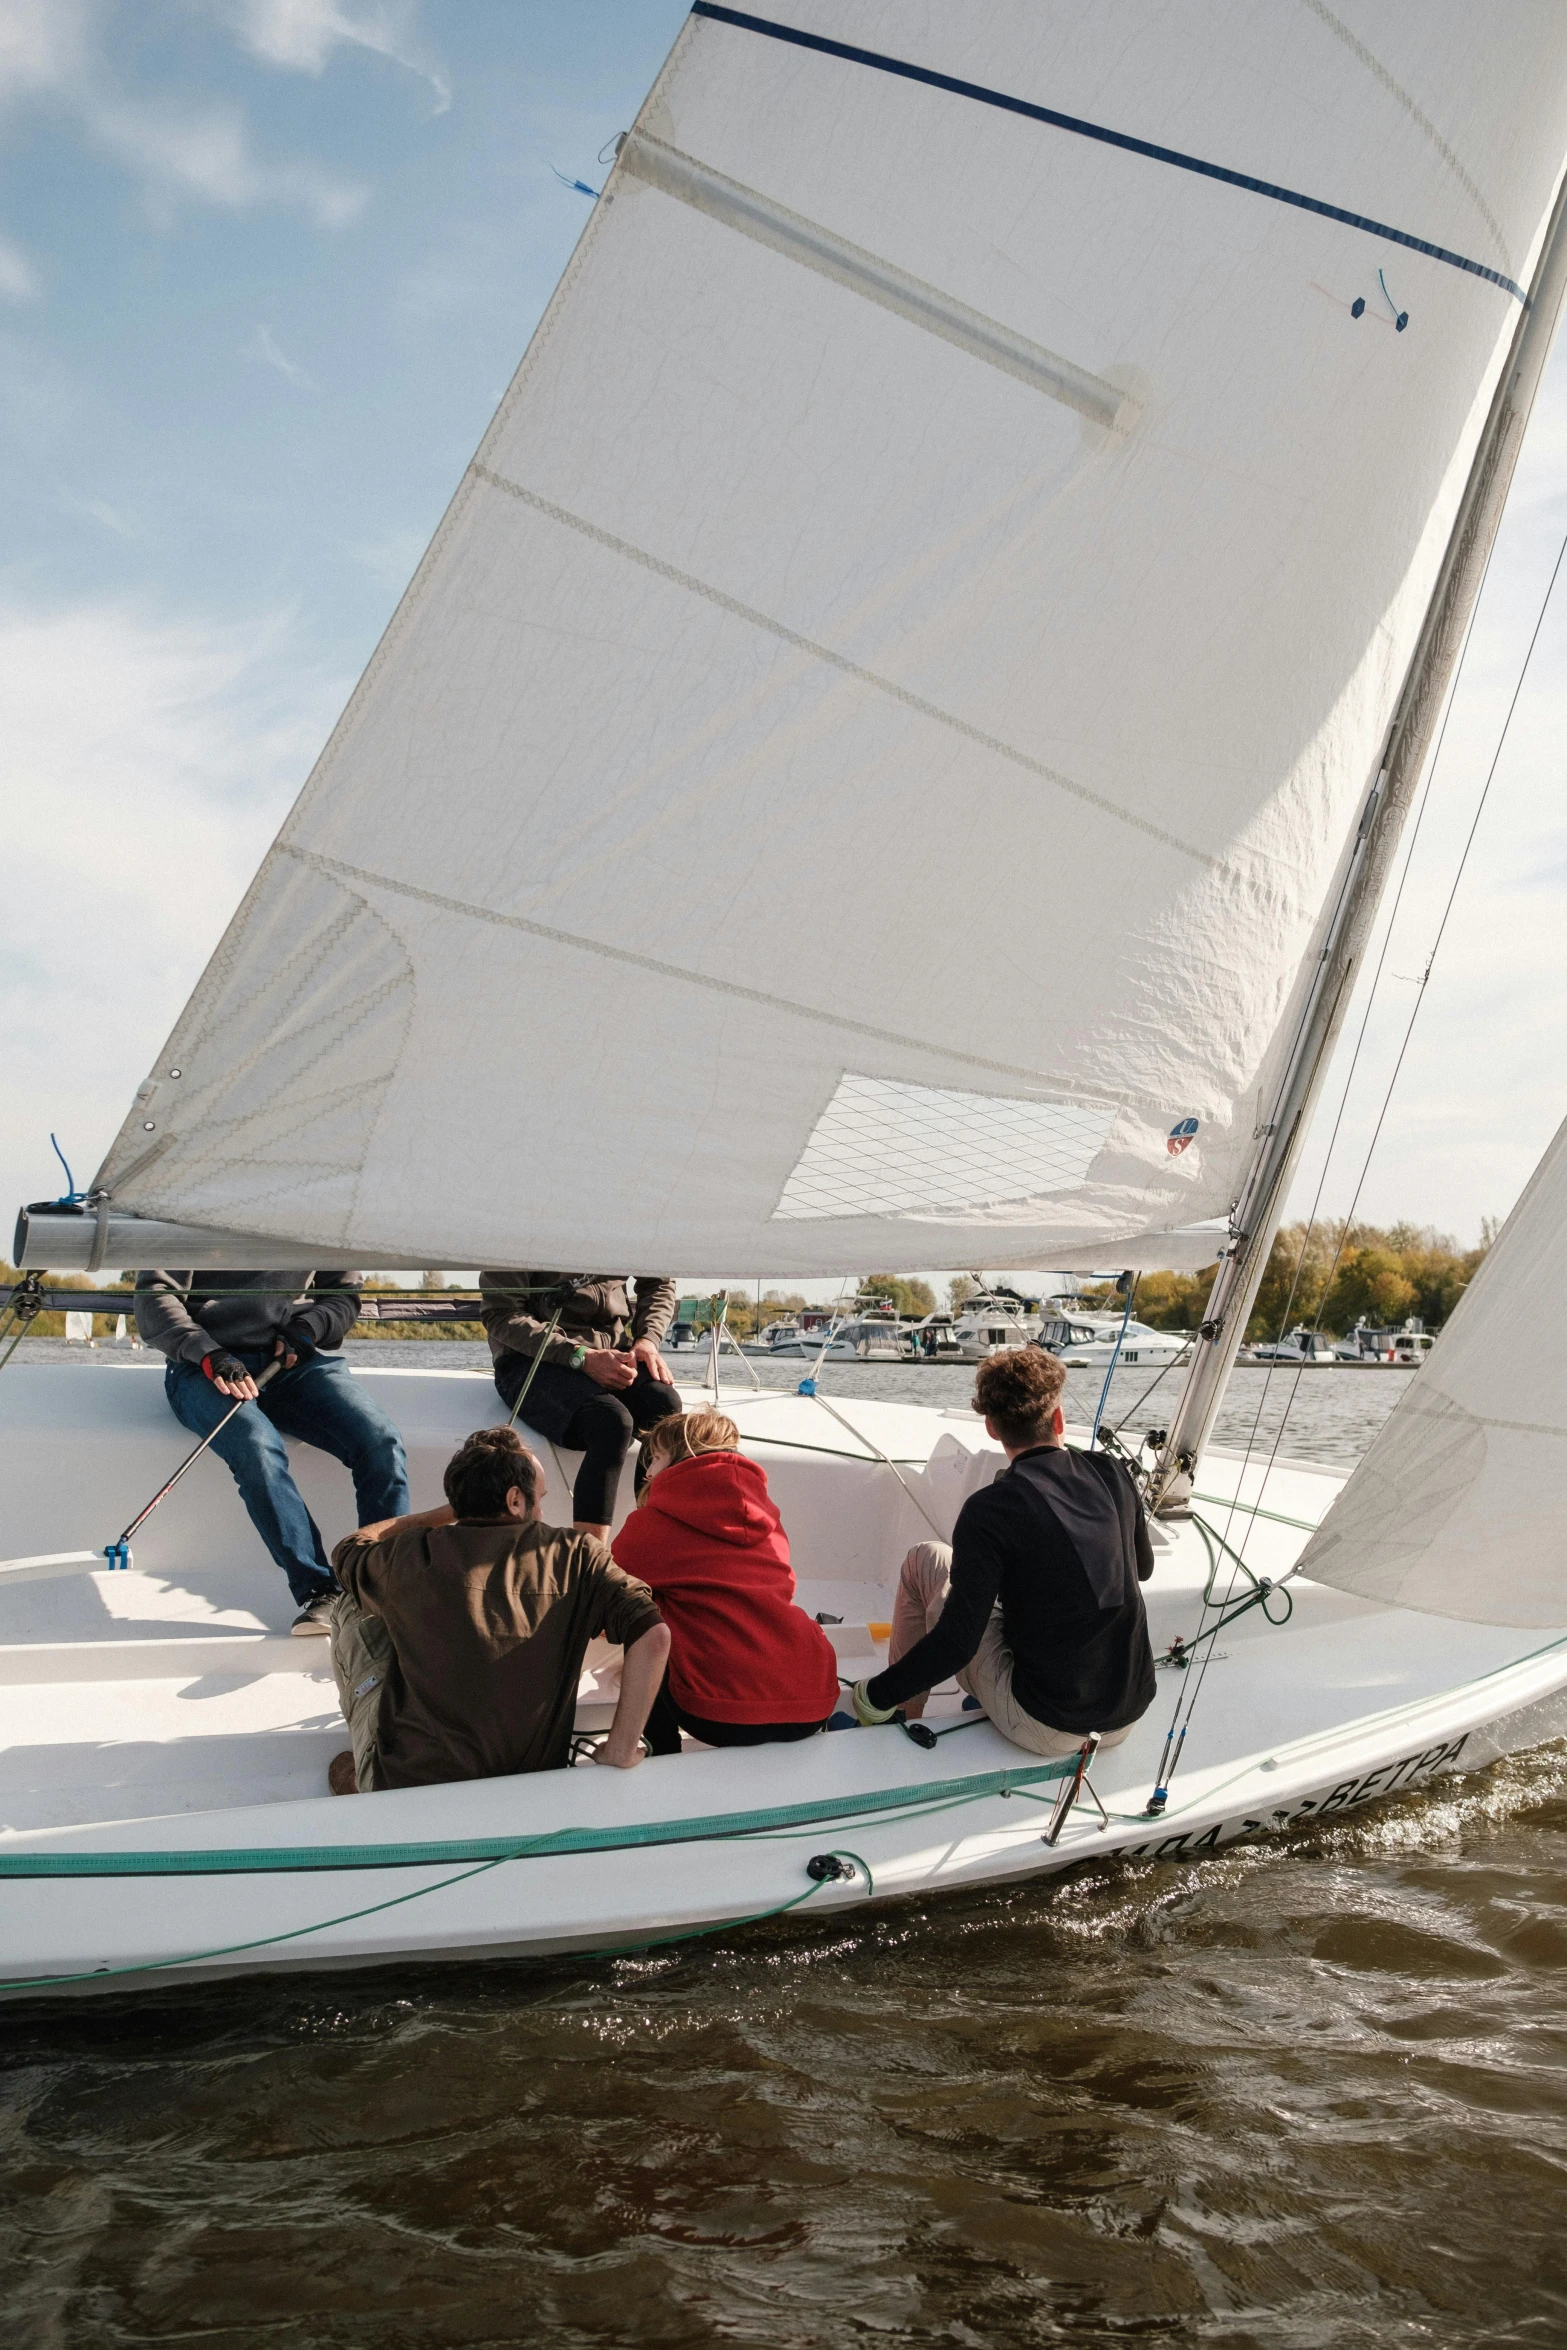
851, 1678, 898, 1727
201, 1350, 251, 1386
278, 1316, 319, 1359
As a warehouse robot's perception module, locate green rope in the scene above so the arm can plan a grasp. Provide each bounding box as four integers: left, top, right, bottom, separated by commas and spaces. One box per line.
1189, 1490, 1320, 1533
0, 1755, 1078, 1879
0, 1854, 863, 1996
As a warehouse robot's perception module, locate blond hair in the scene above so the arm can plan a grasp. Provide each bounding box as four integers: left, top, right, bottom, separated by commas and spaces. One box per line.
643, 1409, 741, 1473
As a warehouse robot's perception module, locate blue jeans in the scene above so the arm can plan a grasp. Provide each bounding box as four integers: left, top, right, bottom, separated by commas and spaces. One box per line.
165, 1350, 409, 1606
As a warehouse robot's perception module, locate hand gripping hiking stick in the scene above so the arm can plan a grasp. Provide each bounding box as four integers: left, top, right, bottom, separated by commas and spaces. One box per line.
0, 1357, 286, 1586
99, 1356, 286, 1570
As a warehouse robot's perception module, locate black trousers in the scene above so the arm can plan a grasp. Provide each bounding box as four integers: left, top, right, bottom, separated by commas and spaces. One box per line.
644, 1673, 831, 1757
494, 1352, 681, 1523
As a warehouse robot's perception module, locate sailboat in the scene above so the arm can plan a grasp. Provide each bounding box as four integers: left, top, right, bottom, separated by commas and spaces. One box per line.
4, 1, 1567, 1996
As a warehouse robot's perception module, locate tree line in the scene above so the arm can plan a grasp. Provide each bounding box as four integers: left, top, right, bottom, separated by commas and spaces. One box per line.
1084, 1219, 1495, 1341
3, 1230, 1493, 1347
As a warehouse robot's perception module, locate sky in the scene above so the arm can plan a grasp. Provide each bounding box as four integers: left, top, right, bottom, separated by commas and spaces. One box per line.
3, 1, 1567, 1304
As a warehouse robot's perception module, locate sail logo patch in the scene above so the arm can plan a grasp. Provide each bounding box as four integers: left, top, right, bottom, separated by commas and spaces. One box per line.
1167, 1117, 1199, 1157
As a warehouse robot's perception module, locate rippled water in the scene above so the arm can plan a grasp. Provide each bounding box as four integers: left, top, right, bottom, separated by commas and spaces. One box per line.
7, 1345, 1563, 2347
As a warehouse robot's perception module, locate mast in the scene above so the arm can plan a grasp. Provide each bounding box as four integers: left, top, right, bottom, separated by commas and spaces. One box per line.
1149, 169, 1567, 1510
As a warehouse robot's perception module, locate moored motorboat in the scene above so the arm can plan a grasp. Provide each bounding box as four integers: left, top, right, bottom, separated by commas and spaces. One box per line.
1243, 1326, 1340, 1368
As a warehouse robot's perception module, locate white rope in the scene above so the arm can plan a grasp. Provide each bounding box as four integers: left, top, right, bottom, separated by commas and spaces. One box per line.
720, 1318, 761, 1390
804, 1392, 947, 1540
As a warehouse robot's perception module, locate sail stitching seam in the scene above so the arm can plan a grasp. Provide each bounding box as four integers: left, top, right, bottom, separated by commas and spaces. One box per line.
274, 843, 1136, 1103
1298, 0, 1511, 271
132, 886, 415, 1225
1398, 1402, 1567, 1441
470, 464, 1218, 868
690, 4, 1525, 303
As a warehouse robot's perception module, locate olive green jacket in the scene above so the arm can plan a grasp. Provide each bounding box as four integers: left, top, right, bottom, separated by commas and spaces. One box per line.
478, 1272, 676, 1368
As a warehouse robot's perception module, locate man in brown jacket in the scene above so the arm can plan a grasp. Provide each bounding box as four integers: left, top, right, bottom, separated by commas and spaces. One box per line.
328, 1424, 670, 1794
478, 1272, 681, 1536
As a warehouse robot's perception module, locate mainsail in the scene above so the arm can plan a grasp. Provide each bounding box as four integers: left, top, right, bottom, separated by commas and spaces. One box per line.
1299, 1112, 1567, 1628
85, 2, 1567, 1273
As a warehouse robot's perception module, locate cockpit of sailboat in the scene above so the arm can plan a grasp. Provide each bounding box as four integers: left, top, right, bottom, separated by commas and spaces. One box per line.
4, 0, 1567, 1996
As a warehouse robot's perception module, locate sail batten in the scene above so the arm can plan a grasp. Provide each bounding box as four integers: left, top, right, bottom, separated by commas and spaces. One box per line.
617, 131, 1133, 426
81, 3, 1567, 1275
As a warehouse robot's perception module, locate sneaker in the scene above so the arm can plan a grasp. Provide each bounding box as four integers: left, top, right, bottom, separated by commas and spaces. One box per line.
328, 1750, 359, 1796
291, 1595, 335, 1635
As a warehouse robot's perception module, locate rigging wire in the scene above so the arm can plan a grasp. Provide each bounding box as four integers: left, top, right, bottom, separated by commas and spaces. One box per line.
1150, 507, 1567, 1803
1109, 1331, 1194, 1443
1089, 1273, 1137, 1446
1228, 512, 1567, 1570
1207, 518, 1506, 1564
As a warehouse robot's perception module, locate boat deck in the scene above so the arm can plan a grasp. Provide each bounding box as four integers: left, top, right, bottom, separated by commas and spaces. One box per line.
2, 1362, 1565, 1993
0, 1362, 1549, 1838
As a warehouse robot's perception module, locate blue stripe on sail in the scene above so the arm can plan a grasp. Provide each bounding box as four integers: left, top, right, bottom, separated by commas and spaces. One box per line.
690, 3, 1525, 305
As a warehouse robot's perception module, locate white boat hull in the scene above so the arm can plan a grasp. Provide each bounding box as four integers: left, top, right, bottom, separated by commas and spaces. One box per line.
1, 1360, 1562, 1998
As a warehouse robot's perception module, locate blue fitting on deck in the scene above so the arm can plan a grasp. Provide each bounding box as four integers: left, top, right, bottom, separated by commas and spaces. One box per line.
797, 1376, 818, 1395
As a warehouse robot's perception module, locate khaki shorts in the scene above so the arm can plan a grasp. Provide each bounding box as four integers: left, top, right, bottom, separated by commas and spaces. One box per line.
328, 1589, 393, 1793
890, 1540, 1132, 1760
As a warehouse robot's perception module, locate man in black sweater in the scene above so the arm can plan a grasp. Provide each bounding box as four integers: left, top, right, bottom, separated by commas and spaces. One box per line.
852, 1347, 1155, 1754
135, 1270, 408, 1633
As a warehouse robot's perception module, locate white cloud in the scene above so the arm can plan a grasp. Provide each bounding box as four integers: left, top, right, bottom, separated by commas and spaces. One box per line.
0, 0, 366, 227
0, 228, 37, 298
0, 596, 348, 1219
59, 489, 139, 535
229, 0, 451, 112
88, 94, 366, 226
245, 321, 316, 388
0, 0, 91, 103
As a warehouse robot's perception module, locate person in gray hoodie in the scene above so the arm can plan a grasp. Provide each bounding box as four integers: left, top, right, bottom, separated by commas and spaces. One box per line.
134, 1269, 409, 1632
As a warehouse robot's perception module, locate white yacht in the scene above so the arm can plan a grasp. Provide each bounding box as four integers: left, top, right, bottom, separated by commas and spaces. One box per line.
1335, 1319, 1436, 1365
834, 1313, 910, 1361
762, 1312, 904, 1361
742, 1318, 807, 1356
1246, 1326, 1338, 1367
952, 1294, 1043, 1360
1051, 1318, 1194, 1370
905, 1313, 965, 1362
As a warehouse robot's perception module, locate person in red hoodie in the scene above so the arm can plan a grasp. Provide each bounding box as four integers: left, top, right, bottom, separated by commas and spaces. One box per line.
612, 1410, 840, 1754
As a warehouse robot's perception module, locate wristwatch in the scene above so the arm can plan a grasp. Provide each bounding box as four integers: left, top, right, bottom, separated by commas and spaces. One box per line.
568, 1343, 588, 1370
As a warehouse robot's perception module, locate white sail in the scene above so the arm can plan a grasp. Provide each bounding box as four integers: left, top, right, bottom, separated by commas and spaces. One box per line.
90, 2, 1567, 1274
1298, 1112, 1567, 1628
